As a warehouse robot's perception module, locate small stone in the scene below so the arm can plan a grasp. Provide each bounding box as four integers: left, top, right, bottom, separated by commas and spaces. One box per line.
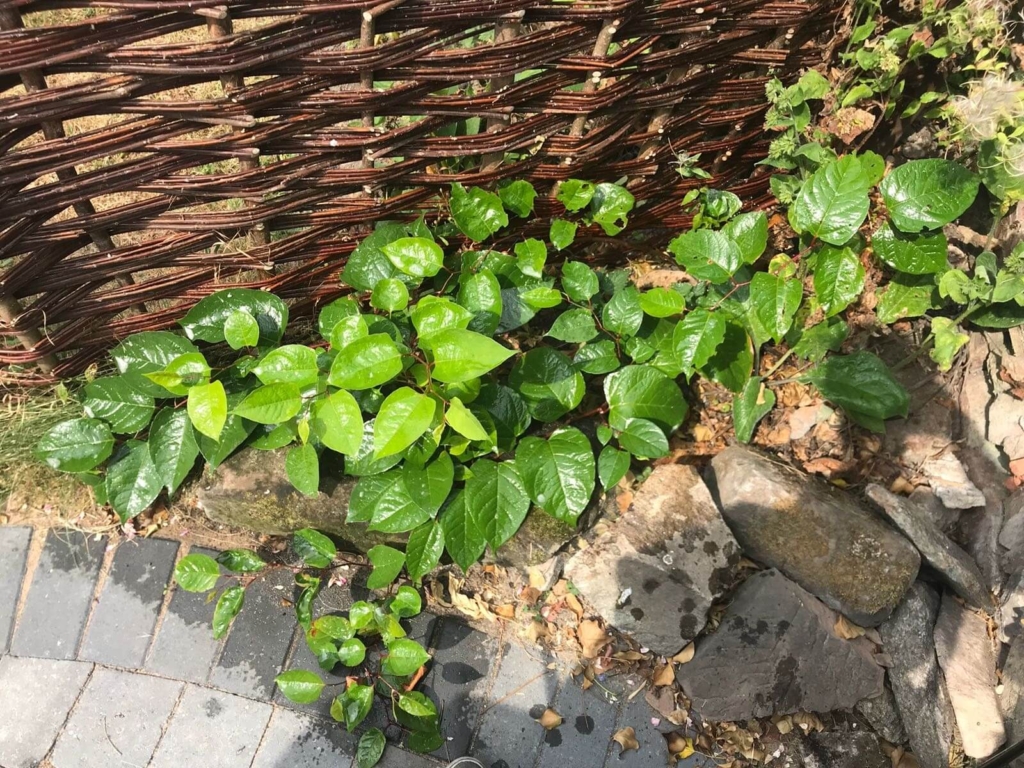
920, 451, 986, 509
855, 686, 907, 745
989, 394, 1024, 448
866, 485, 991, 609
789, 404, 825, 440
798, 731, 889, 768
880, 582, 955, 768
933, 592, 1006, 758
909, 486, 960, 533
677, 569, 883, 721
707, 446, 920, 626
565, 464, 741, 656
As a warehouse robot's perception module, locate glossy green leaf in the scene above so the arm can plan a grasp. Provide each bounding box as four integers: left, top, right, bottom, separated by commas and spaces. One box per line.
294, 528, 337, 568
328, 334, 403, 390
498, 179, 537, 217
604, 364, 687, 433
872, 223, 948, 274
880, 158, 980, 232
930, 317, 969, 371
516, 427, 595, 526
366, 545, 406, 590
390, 585, 423, 619
146, 352, 210, 397
428, 329, 515, 383
450, 183, 508, 242
335, 684, 375, 732
373, 388, 436, 458
253, 345, 319, 388
597, 445, 630, 490
561, 261, 599, 302
174, 553, 220, 592
110, 331, 201, 397
181, 288, 288, 344
312, 390, 362, 455
722, 211, 768, 264
212, 586, 245, 639
197, 394, 254, 468
318, 297, 360, 339
788, 155, 872, 245
457, 269, 502, 335
412, 296, 473, 340
508, 348, 585, 422
465, 460, 530, 548
520, 286, 562, 310
802, 351, 909, 424
233, 383, 302, 425
406, 521, 444, 583
105, 440, 162, 523
383, 237, 444, 278
224, 309, 259, 349
733, 377, 776, 443
813, 246, 864, 317
398, 690, 437, 719
82, 377, 154, 434
341, 221, 409, 291
616, 417, 669, 458
700, 321, 753, 393
216, 549, 266, 573
876, 272, 942, 323
275, 670, 325, 704
286, 443, 320, 497
385, 638, 430, 676
573, 339, 620, 375
590, 183, 635, 235
148, 407, 200, 494
669, 229, 742, 283
791, 318, 849, 362
750, 272, 802, 344
441, 491, 486, 572
557, 179, 595, 211
515, 239, 547, 279
547, 308, 599, 343
446, 397, 490, 441
639, 288, 685, 318
370, 278, 410, 312
673, 308, 726, 377
601, 285, 644, 338
313, 615, 354, 640
35, 418, 114, 473
549, 219, 577, 251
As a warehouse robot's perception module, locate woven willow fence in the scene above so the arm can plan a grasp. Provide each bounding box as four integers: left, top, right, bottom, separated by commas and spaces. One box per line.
0, 0, 844, 383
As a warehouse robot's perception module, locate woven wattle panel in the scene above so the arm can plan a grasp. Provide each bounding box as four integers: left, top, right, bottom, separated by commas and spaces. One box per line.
0, 0, 843, 382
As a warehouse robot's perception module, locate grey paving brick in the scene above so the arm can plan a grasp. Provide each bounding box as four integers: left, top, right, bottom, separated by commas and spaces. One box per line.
10, 530, 105, 660
420, 618, 499, 761
250, 708, 357, 768
277, 622, 351, 718
0, 526, 31, 652
50, 667, 182, 768
0, 655, 93, 768
376, 744, 443, 767
146, 546, 224, 683
473, 642, 559, 768
210, 567, 296, 698
79, 537, 178, 668
536, 675, 618, 768
610, 681, 711, 768
149, 684, 273, 768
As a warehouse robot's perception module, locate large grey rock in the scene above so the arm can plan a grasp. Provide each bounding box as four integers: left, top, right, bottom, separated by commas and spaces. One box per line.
565, 464, 741, 655
196, 448, 400, 552
707, 446, 920, 626
909, 486, 961, 533
677, 569, 883, 721
999, 635, 1024, 745
797, 732, 889, 768
866, 485, 991, 609
1000, 491, 1024, 576
1000, 569, 1024, 644
855, 686, 906, 745
933, 592, 1005, 758
880, 583, 955, 768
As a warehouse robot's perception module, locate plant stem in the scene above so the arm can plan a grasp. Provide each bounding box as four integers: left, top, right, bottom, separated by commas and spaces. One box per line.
891, 302, 979, 373
762, 348, 796, 380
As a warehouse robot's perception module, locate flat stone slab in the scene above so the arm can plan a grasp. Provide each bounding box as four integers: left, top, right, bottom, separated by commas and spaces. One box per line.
798, 731, 888, 768
880, 582, 955, 768
149, 684, 272, 768
0, 526, 31, 652
250, 708, 356, 768
677, 569, 883, 721
855, 686, 906, 745
79, 537, 178, 668
866, 484, 991, 609
210, 567, 296, 698
933, 591, 1005, 758
146, 546, 225, 683
707, 446, 919, 626
0, 655, 93, 768
999, 633, 1024, 744
11, 530, 106, 660
535, 677, 618, 768
50, 667, 182, 768
566, 464, 741, 655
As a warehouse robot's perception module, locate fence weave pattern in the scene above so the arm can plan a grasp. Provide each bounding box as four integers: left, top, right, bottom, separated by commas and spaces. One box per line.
0, 0, 843, 383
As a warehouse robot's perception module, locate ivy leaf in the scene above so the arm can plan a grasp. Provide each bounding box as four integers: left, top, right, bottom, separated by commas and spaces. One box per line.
573, 339, 620, 375
457, 269, 502, 335
294, 528, 336, 568
286, 443, 320, 497
366, 545, 406, 589
275, 670, 325, 705
498, 180, 537, 218
313, 615, 354, 641
105, 440, 162, 523
373, 388, 436, 458
406, 521, 445, 583
876, 272, 942, 323
557, 179, 596, 211
590, 183, 635, 235
253, 345, 319, 388
616, 417, 669, 459
515, 239, 547, 279
520, 286, 562, 310
813, 245, 865, 317
669, 230, 742, 283
673, 309, 726, 377
383, 237, 444, 278
561, 261, 599, 302
445, 397, 490, 442
341, 221, 409, 291
508, 348, 585, 422
639, 288, 685, 318
335, 684, 375, 732
604, 364, 688, 433
146, 352, 210, 397
428, 329, 515, 383
399, 452, 454, 521
788, 155, 872, 245
173, 552, 220, 592
750, 272, 802, 344
722, 211, 768, 264
791, 318, 849, 362
602, 285, 644, 338
802, 351, 909, 426
929, 317, 969, 371
328, 334, 403, 390
872, 223, 948, 274
224, 309, 259, 349
181, 288, 288, 345
148, 408, 200, 494
110, 331, 201, 397
197, 394, 254, 468
550, 219, 577, 251
547, 309, 599, 343
312, 390, 363, 456
733, 377, 776, 443
465, 460, 530, 549
371, 278, 410, 313
337, 638, 367, 667
384, 638, 430, 676
35, 418, 114, 473
597, 446, 630, 490
216, 549, 266, 573
82, 377, 154, 434
450, 183, 508, 241
516, 427, 595, 526
441, 491, 487, 572
233, 383, 302, 425
412, 297, 473, 340
700, 321, 753, 393
398, 690, 436, 719
212, 586, 245, 639
391, 585, 423, 619
880, 158, 980, 232
318, 297, 360, 339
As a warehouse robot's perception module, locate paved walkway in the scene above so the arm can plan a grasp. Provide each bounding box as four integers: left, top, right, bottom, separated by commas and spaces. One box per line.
0, 527, 706, 768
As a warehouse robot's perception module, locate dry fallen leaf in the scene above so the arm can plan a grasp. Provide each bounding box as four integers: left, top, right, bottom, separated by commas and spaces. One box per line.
519, 586, 542, 604
672, 643, 695, 664
537, 708, 562, 730
522, 619, 547, 643
527, 567, 547, 590
834, 614, 867, 640
665, 732, 695, 759
495, 603, 516, 619
579, 619, 610, 659
612, 726, 640, 754
653, 662, 675, 687
565, 593, 584, 619
692, 424, 714, 442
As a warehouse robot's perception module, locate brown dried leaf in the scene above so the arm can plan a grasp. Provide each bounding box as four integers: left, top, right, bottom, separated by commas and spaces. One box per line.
537, 708, 562, 730
672, 643, 696, 664
527, 568, 547, 590
665, 732, 695, 759
519, 586, 542, 604
522, 619, 547, 643
693, 424, 714, 442
833, 614, 867, 640
653, 662, 676, 687
579, 619, 610, 659
612, 726, 640, 753
565, 593, 584, 619
495, 603, 516, 619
